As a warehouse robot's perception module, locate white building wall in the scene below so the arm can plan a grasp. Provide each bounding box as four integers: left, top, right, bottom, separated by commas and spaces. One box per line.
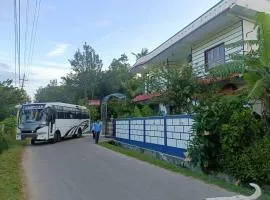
192, 21, 243, 74
236, 0, 270, 13
242, 20, 258, 52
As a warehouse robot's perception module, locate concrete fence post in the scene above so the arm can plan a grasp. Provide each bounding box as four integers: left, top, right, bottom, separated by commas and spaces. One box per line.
164, 117, 167, 146
128, 119, 131, 140
143, 119, 146, 143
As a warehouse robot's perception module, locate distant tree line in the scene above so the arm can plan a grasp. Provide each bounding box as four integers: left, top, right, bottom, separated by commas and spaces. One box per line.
35, 43, 148, 106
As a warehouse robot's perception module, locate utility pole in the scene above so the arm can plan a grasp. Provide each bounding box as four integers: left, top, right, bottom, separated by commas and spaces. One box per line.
21, 73, 28, 89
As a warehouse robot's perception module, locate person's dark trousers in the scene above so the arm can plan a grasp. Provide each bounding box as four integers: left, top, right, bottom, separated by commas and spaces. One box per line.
95, 132, 100, 144
92, 131, 95, 139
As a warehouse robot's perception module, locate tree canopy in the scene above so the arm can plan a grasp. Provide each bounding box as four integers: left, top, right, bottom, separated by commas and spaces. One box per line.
0, 80, 30, 121
35, 43, 135, 107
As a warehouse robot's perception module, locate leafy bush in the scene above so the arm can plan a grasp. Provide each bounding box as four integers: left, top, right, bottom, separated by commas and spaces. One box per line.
0, 117, 16, 141
141, 105, 154, 117
0, 134, 8, 154
132, 106, 142, 117
88, 106, 99, 121
189, 93, 270, 184
0, 117, 16, 154
219, 109, 262, 155
189, 94, 248, 172
219, 110, 269, 184
221, 136, 270, 184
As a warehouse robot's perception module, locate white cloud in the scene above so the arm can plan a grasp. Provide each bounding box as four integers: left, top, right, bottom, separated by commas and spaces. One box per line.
0, 62, 11, 69
19, 62, 72, 99
29, 65, 70, 81
47, 43, 70, 57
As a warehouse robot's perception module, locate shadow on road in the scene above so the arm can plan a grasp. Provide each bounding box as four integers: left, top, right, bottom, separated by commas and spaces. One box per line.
24, 135, 87, 147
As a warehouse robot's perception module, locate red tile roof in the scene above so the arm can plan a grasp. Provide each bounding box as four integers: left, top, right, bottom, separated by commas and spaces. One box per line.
132, 93, 161, 102
88, 100, 101, 106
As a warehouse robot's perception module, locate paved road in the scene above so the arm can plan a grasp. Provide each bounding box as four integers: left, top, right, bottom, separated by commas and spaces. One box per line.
23, 136, 235, 200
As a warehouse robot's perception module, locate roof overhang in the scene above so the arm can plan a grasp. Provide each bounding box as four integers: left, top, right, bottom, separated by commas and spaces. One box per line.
132, 93, 161, 103
89, 100, 101, 106
131, 0, 270, 72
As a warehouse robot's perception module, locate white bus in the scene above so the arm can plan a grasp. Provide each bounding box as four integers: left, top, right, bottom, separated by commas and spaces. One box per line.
16, 102, 90, 144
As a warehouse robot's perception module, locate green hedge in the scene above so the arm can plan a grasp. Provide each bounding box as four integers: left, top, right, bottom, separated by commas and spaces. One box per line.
0, 117, 16, 154
189, 94, 270, 185
221, 136, 270, 185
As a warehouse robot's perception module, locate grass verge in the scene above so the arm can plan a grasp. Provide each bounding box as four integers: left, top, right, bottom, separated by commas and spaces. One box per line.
100, 141, 270, 200
0, 141, 25, 200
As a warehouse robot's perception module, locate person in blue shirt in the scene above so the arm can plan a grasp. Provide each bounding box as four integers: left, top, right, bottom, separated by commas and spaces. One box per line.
93, 121, 102, 144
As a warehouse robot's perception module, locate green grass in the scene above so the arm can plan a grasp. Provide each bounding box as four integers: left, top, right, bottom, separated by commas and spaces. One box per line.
0, 141, 25, 200
100, 141, 270, 200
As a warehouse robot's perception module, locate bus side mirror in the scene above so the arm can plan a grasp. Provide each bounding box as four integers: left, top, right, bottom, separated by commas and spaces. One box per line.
52, 112, 56, 124
52, 115, 55, 124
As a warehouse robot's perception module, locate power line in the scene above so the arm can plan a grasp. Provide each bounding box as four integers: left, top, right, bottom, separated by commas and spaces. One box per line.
23, 0, 30, 77
13, 0, 42, 89
28, 0, 41, 71
26, 0, 39, 67
13, 0, 17, 86
18, 0, 21, 87
25, 0, 42, 87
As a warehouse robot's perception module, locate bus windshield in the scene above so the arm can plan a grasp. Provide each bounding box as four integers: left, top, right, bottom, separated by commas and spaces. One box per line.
19, 104, 46, 123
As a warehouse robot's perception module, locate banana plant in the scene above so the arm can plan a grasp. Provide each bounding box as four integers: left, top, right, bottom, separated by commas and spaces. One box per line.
210, 12, 270, 125
244, 12, 270, 124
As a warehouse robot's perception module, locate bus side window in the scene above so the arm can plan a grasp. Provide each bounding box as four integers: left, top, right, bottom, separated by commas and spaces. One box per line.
75, 112, 79, 119
63, 111, 67, 119
66, 112, 70, 119
78, 111, 82, 119
71, 111, 76, 119
58, 112, 64, 119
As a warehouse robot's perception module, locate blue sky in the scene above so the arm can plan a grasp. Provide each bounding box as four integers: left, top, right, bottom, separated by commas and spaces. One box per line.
0, 0, 219, 98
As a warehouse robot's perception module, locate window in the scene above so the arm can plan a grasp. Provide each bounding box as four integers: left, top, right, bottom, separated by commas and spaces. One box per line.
205, 43, 225, 70
57, 112, 65, 119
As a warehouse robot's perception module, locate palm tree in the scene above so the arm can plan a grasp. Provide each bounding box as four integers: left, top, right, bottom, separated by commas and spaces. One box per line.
132, 48, 149, 61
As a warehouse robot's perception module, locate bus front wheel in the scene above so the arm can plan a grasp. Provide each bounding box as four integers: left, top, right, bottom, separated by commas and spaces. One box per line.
50, 133, 58, 144
57, 132, 61, 142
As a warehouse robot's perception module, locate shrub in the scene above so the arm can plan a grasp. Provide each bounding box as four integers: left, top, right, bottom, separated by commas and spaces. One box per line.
220, 109, 262, 156
189, 94, 248, 172
132, 106, 142, 117
221, 136, 270, 184
0, 117, 16, 141
0, 134, 8, 154
0, 117, 16, 154
189, 93, 270, 184
141, 105, 154, 117
89, 106, 99, 121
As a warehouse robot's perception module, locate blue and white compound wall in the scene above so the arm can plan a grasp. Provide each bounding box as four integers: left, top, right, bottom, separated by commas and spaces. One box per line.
114, 115, 194, 158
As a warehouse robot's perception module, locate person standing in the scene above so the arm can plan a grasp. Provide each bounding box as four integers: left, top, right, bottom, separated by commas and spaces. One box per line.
94, 121, 102, 144
91, 122, 96, 139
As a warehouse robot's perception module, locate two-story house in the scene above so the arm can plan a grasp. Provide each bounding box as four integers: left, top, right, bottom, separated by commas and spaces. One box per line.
131, 0, 270, 113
